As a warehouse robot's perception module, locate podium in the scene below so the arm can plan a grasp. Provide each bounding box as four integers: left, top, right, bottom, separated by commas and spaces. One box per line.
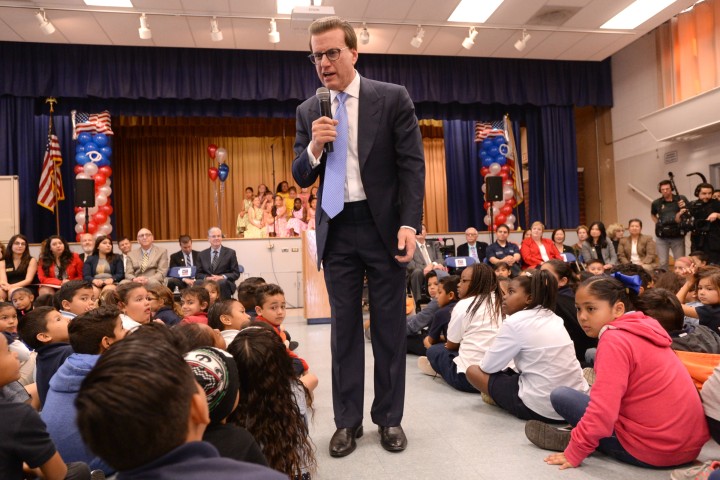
302, 231, 332, 324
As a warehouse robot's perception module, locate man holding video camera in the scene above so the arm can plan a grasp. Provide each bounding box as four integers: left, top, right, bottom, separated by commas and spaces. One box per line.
652, 180, 689, 270
689, 183, 720, 265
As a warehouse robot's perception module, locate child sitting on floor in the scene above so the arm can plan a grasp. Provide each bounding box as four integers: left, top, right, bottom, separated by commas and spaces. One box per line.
208, 299, 250, 347
421, 275, 461, 350
53, 280, 96, 320
181, 286, 211, 325
202, 280, 221, 307
406, 270, 440, 355
11, 287, 34, 320
148, 284, 182, 326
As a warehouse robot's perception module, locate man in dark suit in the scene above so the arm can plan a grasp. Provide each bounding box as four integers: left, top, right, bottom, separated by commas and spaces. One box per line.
292, 16, 424, 457
407, 225, 446, 305
456, 227, 488, 262
167, 234, 200, 293
79, 233, 94, 263
196, 227, 241, 300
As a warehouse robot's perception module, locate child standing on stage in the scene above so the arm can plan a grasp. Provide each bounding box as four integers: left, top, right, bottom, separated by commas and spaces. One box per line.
287, 198, 308, 237
533, 274, 708, 470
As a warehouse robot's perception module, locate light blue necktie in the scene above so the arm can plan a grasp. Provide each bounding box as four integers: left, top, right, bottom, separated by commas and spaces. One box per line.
322, 92, 348, 218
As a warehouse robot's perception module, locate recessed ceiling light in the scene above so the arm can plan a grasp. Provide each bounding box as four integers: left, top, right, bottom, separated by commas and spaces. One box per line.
448, 0, 503, 23
83, 0, 134, 7
277, 0, 323, 15
601, 0, 677, 30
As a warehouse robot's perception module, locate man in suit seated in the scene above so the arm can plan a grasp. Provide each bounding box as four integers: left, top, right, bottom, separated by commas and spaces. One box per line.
407, 225, 446, 306
196, 227, 241, 300
117, 236, 132, 272
79, 233, 94, 263
456, 227, 488, 262
123, 228, 169, 289
167, 234, 200, 293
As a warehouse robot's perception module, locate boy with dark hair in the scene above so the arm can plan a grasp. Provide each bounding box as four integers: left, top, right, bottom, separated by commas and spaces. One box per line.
422, 275, 461, 349
74, 330, 283, 479
585, 259, 605, 276
0, 332, 90, 479
180, 286, 211, 325
207, 299, 249, 346
611, 263, 653, 292
18, 306, 72, 407
237, 277, 266, 320
406, 270, 441, 355
41, 306, 125, 475
10, 287, 35, 320
53, 280, 96, 319
0, 301, 34, 386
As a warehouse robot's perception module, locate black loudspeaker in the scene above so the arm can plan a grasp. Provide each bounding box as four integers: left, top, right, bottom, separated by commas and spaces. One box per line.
485, 176, 503, 202
74, 178, 96, 207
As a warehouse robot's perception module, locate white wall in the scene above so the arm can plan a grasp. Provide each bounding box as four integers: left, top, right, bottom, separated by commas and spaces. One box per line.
611, 31, 719, 232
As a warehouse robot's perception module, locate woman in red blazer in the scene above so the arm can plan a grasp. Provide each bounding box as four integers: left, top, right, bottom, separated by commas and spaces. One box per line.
521, 221, 562, 269
37, 235, 85, 295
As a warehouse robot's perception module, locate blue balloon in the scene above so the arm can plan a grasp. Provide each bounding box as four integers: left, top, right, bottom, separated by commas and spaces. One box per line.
100, 146, 112, 158
482, 139, 494, 152
75, 152, 89, 165
84, 142, 98, 152
489, 146, 499, 157
97, 157, 111, 167
494, 135, 506, 146
75, 144, 85, 154
93, 133, 108, 147
77, 132, 92, 145
218, 164, 230, 182
494, 154, 507, 166
479, 150, 489, 160
481, 157, 493, 168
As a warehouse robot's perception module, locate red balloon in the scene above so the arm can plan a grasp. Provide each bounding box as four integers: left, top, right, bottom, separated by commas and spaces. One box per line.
480, 167, 490, 177
92, 173, 106, 186
483, 201, 491, 210
208, 167, 219, 181
506, 197, 517, 208
87, 221, 98, 234
207, 144, 218, 160
74, 165, 84, 174
105, 196, 111, 206
495, 214, 507, 225
74, 207, 82, 214
76, 233, 82, 242
94, 212, 108, 225
501, 205, 513, 215
504, 178, 514, 186
99, 205, 113, 216
98, 166, 113, 178
501, 172, 509, 182
500, 165, 510, 174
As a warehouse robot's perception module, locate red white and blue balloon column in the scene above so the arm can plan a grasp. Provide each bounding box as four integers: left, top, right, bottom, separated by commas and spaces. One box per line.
478, 134, 517, 232
206, 144, 230, 232
73, 133, 113, 241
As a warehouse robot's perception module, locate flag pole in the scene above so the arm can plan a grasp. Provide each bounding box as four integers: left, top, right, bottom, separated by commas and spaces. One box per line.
45, 97, 60, 235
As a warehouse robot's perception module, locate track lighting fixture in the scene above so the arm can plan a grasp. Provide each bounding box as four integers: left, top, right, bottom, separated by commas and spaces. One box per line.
461, 26, 478, 50
268, 18, 280, 44
410, 25, 425, 48
359, 23, 369, 45
514, 29, 531, 52
138, 13, 152, 40
35, 9, 56, 35
210, 16, 223, 42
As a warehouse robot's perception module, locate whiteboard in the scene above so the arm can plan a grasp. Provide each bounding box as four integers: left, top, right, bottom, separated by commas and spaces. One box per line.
0, 176, 20, 241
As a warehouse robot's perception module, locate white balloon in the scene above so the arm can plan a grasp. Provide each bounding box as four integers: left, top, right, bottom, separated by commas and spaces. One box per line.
481, 184, 487, 193
76, 172, 90, 180
75, 223, 84, 233
99, 224, 112, 235
488, 206, 499, 216
83, 162, 98, 176
96, 194, 108, 207
75, 212, 85, 224
88, 206, 99, 215
506, 214, 516, 225
493, 200, 505, 209
503, 185, 514, 200
484, 215, 491, 226
506, 223, 515, 230
489, 162, 501, 175
99, 186, 112, 197
216, 148, 228, 164
105, 178, 111, 187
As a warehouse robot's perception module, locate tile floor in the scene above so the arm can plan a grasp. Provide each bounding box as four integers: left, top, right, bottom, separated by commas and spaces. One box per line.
284, 309, 720, 480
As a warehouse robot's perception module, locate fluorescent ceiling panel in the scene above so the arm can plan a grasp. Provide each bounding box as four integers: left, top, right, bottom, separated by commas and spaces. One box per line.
277, 0, 323, 15
601, 0, 677, 29
83, 0, 134, 6
448, 0, 504, 23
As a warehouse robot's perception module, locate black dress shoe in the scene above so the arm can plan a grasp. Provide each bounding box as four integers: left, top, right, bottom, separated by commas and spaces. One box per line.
378, 425, 407, 452
329, 425, 363, 458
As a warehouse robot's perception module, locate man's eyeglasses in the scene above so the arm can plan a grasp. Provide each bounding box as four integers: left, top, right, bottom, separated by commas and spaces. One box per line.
308, 47, 348, 65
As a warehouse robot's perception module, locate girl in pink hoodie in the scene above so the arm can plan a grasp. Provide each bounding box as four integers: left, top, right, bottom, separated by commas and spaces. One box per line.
540, 274, 708, 469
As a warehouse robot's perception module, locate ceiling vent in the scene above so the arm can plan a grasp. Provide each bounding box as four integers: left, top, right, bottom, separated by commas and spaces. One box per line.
526, 7, 581, 26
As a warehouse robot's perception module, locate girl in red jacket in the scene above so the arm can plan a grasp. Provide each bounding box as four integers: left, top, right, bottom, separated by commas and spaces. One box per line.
527, 274, 709, 469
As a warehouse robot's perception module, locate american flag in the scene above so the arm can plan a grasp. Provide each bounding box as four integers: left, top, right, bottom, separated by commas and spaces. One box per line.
474, 120, 505, 142
37, 117, 65, 212
72, 110, 113, 139
502, 115, 524, 206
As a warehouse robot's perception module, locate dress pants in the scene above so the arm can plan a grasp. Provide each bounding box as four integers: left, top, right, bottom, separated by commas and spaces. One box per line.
323, 201, 407, 428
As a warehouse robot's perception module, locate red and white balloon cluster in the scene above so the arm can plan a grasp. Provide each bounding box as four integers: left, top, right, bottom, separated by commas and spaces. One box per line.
479, 135, 517, 231
72, 132, 113, 240
206, 144, 229, 182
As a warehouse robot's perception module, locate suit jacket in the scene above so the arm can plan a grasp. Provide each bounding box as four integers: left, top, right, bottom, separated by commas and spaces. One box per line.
407, 241, 444, 271
617, 235, 658, 267
82, 255, 125, 283
521, 237, 562, 269
169, 250, 200, 269
125, 246, 169, 283
292, 76, 425, 268
580, 240, 618, 266
196, 246, 241, 282
456, 242, 488, 261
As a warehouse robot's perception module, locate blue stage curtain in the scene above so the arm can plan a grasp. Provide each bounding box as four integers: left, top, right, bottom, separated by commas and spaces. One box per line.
0, 42, 612, 108
443, 120, 481, 232
0, 96, 79, 242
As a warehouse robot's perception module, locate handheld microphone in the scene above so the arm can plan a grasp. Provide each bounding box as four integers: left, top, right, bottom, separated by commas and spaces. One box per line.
315, 87, 333, 153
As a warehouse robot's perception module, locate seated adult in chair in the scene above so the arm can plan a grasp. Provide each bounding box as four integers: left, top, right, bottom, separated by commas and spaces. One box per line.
123, 228, 169, 289
196, 227, 241, 300
485, 224, 522, 276
456, 227, 488, 262
167, 235, 200, 293
407, 225, 446, 306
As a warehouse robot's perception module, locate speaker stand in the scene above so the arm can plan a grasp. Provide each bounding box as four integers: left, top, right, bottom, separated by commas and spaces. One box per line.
84, 207, 90, 234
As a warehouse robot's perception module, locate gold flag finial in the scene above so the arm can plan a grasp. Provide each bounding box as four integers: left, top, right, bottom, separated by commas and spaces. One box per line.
45, 97, 57, 113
